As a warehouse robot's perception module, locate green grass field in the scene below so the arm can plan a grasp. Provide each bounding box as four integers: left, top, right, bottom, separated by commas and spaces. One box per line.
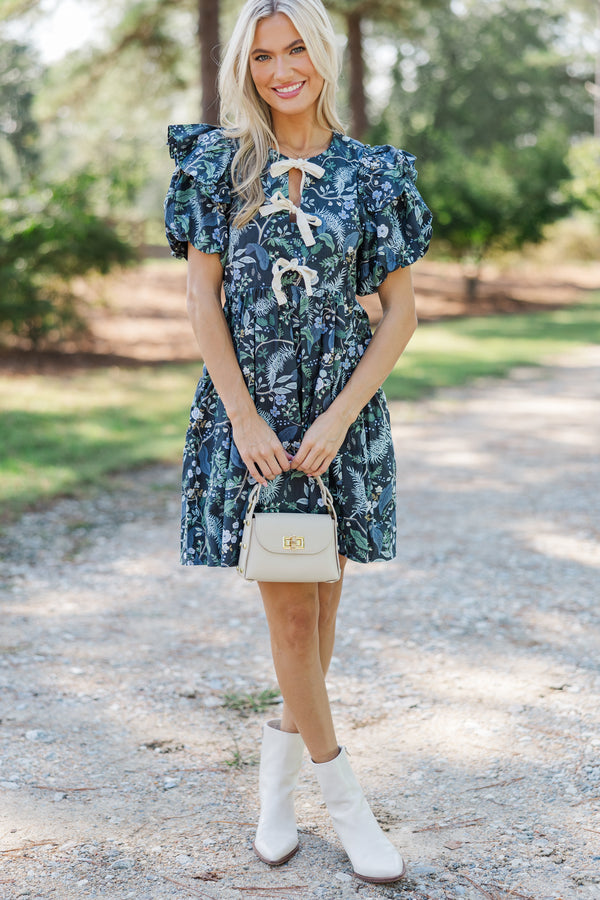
386, 296, 600, 399
0, 364, 199, 519
1, 295, 599, 520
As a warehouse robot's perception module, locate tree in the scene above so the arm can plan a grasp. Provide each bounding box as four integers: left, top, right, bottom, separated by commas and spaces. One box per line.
595, 0, 600, 137
566, 137, 600, 222
2, 0, 221, 122
94, 0, 221, 121
0, 0, 39, 21
419, 132, 572, 300
0, 40, 40, 182
199, 0, 220, 123
0, 176, 134, 348
571, 0, 600, 136
0, 39, 134, 348
379, 0, 593, 296
325, 0, 447, 139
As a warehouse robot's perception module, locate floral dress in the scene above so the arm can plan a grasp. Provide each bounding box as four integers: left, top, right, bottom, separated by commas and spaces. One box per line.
165, 124, 432, 567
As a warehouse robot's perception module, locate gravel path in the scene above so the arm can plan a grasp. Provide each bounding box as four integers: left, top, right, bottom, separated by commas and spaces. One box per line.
1, 347, 599, 900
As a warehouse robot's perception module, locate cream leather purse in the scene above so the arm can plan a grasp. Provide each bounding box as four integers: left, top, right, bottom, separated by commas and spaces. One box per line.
236, 475, 341, 583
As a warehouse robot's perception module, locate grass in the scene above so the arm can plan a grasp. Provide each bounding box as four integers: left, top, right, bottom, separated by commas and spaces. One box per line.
223, 688, 282, 716
1, 295, 599, 520
385, 295, 600, 401
0, 363, 199, 520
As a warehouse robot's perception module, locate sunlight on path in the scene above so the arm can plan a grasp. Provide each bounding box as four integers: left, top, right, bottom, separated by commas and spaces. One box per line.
1, 346, 599, 900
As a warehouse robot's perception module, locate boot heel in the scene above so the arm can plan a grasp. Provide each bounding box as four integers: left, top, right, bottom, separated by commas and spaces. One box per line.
312, 747, 405, 883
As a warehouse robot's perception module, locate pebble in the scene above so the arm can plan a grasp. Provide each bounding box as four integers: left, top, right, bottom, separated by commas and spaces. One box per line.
411, 864, 438, 877
177, 685, 198, 698
111, 859, 135, 870
572, 872, 600, 885
25, 730, 56, 743
1, 351, 599, 900
202, 695, 223, 708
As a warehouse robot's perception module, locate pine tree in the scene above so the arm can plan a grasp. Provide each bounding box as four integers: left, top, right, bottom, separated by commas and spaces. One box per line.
325, 0, 447, 138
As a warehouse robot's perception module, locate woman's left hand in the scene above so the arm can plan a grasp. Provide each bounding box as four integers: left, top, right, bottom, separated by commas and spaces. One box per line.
290, 407, 349, 477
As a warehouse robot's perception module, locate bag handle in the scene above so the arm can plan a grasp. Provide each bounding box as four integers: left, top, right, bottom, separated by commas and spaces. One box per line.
245, 473, 337, 523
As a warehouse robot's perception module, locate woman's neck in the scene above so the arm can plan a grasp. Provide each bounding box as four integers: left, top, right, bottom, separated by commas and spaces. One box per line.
272, 113, 332, 159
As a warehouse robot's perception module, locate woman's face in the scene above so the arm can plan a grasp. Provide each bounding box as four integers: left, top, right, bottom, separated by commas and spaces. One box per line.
249, 13, 324, 120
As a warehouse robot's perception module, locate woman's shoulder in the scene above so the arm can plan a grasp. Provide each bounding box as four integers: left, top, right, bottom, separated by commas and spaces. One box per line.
167, 124, 236, 192
340, 135, 418, 179
336, 137, 420, 214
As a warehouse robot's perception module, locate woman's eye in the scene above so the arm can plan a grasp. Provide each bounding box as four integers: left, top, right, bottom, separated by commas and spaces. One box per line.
291, 46, 306, 55
254, 54, 270, 62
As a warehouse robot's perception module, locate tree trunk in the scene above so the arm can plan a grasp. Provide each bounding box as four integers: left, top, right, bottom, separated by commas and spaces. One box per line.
464, 273, 480, 304
347, 12, 368, 140
595, 0, 600, 137
198, 0, 220, 124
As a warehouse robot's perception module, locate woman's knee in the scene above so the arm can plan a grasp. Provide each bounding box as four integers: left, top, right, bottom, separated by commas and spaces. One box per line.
262, 585, 320, 655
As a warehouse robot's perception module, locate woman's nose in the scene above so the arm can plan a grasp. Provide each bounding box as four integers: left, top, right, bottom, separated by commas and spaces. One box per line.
274, 55, 292, 82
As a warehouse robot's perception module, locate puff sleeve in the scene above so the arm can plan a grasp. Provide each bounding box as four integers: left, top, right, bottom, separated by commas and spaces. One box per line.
164, 124, 234, 260
356, 145, 432, 295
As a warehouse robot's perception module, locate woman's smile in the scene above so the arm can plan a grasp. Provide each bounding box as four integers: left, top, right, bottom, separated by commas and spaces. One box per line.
272, 80, 306, 98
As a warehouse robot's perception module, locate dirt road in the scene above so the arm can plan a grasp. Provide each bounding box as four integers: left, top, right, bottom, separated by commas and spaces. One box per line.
1, 347, 599, 900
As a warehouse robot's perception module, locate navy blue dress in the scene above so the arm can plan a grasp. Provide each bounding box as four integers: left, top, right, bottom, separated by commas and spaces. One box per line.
165, 125, 432, 567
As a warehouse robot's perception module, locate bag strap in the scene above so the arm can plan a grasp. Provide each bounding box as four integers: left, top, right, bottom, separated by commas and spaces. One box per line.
245, 473, 337, 523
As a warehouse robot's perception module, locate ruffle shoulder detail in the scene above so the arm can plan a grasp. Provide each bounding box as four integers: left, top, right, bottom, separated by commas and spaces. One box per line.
164, 124, 235, 260
167, 123, 234, 203
357, 144, 419, 214
356, 143, 433, 294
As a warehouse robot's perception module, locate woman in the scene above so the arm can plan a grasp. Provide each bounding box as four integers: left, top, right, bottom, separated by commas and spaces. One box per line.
165, 0, 432, 883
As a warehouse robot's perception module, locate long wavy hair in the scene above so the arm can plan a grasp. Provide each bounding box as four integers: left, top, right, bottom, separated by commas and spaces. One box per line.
219, 0, 345, 228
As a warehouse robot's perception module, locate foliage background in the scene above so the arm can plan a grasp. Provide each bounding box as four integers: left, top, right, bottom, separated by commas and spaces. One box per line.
0, 0, 598, 345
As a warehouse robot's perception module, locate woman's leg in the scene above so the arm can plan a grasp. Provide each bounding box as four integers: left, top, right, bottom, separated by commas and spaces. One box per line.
258, 558, 347, 763
279, 557, 347, 736
258, 560, 404, 882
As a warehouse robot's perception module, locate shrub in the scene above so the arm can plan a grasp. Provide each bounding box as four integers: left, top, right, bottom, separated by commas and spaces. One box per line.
0, 173, 135, 348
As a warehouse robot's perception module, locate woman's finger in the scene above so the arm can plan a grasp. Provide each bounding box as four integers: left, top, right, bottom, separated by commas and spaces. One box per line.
289, 446, 307, 469
255, 442, 291, 480
299, 451, 330, 477
245, 459, 268, 486
254, 454, 280, 481
273, 443, 292, 473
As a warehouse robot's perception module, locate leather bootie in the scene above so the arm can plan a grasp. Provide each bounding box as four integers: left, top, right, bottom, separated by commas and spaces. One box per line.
311, 747, 406, 883
253, 720, 305, 866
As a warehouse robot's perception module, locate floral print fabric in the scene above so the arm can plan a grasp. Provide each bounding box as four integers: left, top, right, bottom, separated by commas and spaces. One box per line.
165, 124, 432, 567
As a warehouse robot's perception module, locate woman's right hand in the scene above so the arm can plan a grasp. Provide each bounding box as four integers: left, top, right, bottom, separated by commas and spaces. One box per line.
231, 412, 291, 486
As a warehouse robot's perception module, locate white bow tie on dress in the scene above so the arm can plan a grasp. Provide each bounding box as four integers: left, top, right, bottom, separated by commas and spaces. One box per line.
259, 190, 322, 247
269, 158, 326, 194
271, 257, 319, 306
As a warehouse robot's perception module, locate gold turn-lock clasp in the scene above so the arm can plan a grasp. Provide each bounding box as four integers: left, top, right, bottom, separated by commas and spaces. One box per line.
283, 535, 305, 551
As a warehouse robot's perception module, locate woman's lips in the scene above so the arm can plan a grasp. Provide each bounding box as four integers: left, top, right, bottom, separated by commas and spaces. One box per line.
272, 81, 306, 99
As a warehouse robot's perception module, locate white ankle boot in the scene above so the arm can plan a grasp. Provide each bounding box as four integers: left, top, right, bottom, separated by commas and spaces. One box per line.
312, 747, 406, 883
253, 720, 305, 866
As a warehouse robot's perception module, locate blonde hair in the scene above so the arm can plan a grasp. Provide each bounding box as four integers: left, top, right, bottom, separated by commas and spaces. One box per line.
219, 0, 345, 228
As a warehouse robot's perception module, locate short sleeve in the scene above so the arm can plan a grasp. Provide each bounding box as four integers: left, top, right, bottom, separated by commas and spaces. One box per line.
356, 145, 433, 295
164, 124, 234, 260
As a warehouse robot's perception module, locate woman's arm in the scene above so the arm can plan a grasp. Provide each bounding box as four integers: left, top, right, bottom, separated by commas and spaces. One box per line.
186, 244, 290, 485
291, 264, 417, 476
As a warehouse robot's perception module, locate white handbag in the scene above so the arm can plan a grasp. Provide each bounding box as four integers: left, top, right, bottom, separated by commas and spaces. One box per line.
236, 474, 341, 583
